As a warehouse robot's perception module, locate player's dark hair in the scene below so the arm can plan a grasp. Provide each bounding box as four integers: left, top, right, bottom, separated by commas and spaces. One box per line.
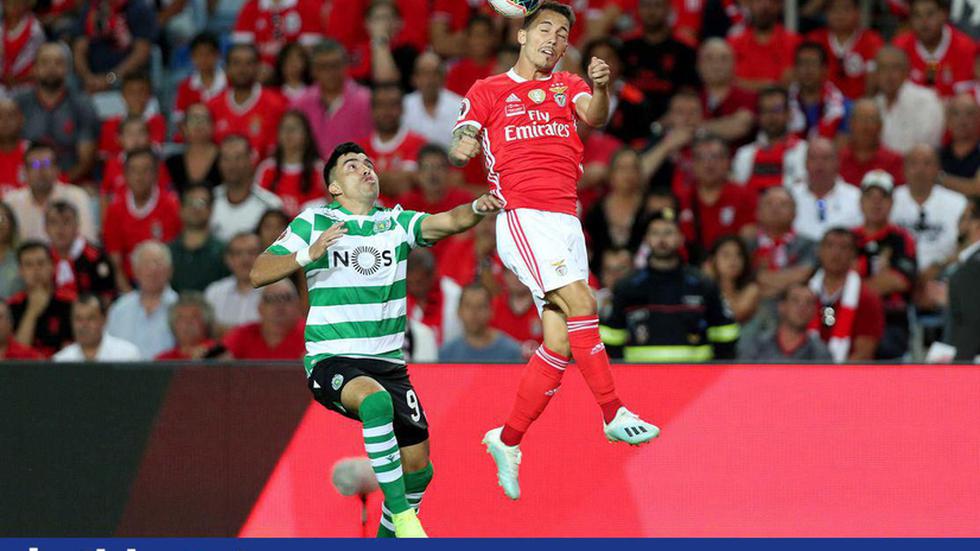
190, 31, 220, 53
23, 142, 54, 164
124, 147, 158, 168
821, 227, 858, 251
418, 143, 449, 164
324, 142, 367, 183
226, 42, 260, 65
758, 85, 789, 108
522, 1, 575, 29
16, 240, 50, 264
73, 292, 107, 317
795, 41, 828, 65
44, 200, 79, 222
270, 110, 320, 196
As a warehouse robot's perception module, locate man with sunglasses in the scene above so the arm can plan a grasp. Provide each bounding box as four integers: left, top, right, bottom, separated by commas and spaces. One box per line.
788, 137, 863, 242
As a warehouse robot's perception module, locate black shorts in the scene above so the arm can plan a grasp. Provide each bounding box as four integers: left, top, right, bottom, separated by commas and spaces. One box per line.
308, 356, 429, 447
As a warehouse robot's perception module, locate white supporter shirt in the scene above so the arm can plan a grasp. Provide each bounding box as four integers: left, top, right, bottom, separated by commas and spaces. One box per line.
204, 275, 261, 329
402, 89, 463, 147
211, 184, 283, 242
890, 184, 969, 270
876, 82, 944, 155
53, 334, 142, 362
788, 177, 864, 241
731, 135, 808, 187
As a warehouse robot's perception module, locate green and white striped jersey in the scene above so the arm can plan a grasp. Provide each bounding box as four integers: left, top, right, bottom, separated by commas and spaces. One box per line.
267, 201, 431, 375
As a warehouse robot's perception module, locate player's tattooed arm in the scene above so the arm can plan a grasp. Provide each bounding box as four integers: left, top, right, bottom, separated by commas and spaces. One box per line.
448, 124, 482, 167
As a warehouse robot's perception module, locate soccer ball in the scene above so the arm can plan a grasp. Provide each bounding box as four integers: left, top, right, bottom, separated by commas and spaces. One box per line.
487, 0, 541, 18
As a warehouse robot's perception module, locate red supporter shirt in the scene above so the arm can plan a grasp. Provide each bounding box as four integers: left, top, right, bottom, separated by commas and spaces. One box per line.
1, 337, 43, 360
815, 283, 885, 343
728, 24, 801, 85
456, 69, 593, 216
360, 129, 427, 176
102, 190, 182, 278
436, 234, 506, 288
838, 146, 905, 186
174, 71, 228, 120
701, 86, 756, 120
806, 28, 884, 99
100, 153, 172, 199
446, 57, 496, 97
155, 340, 218, 360
431, 0, 497, 33
0, 14, 44, 83
678, 183, 756, 252
208, 85, 287, 157
255, 158, 328, 216
0, 140, 27, 195
224, 321, 305, 360
324, 0, 428, 53
232, 0, 325, 66
893, 25, 976, 97
98, 113, 167, 159
398, 186, 474, 260
490, 294, 542, 345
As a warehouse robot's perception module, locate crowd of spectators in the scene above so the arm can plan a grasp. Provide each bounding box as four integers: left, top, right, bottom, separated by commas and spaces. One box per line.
2, 0, 980, 364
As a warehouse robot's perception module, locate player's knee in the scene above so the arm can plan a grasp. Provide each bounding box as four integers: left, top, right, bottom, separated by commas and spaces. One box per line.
358, 389, 393, 421
544, 336, 571, 358
402, 454, 431, 474
565, 286, 597, 317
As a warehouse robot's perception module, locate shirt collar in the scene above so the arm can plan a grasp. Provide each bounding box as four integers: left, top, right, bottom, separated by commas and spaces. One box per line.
327, 200, 380, 216
506, 68, 553, 83
958, 239, 980, 263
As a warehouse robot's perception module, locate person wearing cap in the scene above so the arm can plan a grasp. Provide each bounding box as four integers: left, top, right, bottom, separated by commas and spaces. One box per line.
600, 209, 739, 363
852, 169, 918, 359
788, 137, 864, 242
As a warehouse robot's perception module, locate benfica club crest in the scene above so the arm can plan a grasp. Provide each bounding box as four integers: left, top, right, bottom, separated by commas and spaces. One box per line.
550, 84, 568, 107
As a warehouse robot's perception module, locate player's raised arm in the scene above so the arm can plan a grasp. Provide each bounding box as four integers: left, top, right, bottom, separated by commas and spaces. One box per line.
448, 124, 482, 167
250, 222, 347, 288
420, 193, 503, 242
576, 56, 611, 128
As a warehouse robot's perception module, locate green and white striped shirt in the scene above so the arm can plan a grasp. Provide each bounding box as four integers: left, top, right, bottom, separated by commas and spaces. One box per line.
267, 201, 430, 375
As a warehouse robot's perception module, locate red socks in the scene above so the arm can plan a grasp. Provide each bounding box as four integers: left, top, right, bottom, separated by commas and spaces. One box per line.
567, 315, 623, 423
501, 346, 568, 446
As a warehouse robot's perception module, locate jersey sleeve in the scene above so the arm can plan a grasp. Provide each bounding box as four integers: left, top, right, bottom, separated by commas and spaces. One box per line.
454, 81, 492, 133
231, 0, 257, 42
568, 72, 593, 108
394, 208, 432, 249
266, 210, 314, 255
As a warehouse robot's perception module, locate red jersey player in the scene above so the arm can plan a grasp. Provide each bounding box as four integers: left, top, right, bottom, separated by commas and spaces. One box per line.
449, 2, 659, 502
892, 0, 976, 98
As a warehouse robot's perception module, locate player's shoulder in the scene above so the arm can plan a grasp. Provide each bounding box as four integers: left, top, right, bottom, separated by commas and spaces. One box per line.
467, 72, 511, 96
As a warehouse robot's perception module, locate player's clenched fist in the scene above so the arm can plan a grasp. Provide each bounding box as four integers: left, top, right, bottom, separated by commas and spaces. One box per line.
308, 222, 348, 260
473, 193, 504, 214
588, 56, 610, 88
449, 127, 482, 167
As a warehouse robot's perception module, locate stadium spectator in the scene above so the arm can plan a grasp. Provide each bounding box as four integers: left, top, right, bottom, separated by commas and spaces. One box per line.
750, 186, 817, 297
168, 185, 229, 293
679, 135, 755, 263
173, 33, 227, 123
490, 270, 542, 359
727, 0, 801, 90
621, 0, 699, 122
273, 43, 312, 101
402, 52, 464, 148
156, 292, 218, 360
165, 104, 222, 195
72, 0, 158, 93
853, 171, 918, 359
696, 38, 755, 145
788, 137, 863, 241
99, 116, 173, 207
638, 91, 702, 196
255, 208, 289, 250
601, 210, 739, 362
583, 37, 656, 148
838, 98, 905, 187
398, 143, 473, 220
45, 201, 116, 305
105, 240, 178, 359
0, 98, 27, 194
595, 247, 633, 319
809, 228, 884, 362
732, 87, 808, 193
231, 0, 323, 74
8, 241, 74, 356
223, 277, 304, 360
874, 46, 944, 155
429, 0, 495, 58
0, 202, 22, 299
0, 0, 45, 90
406, 246, 447, 336
293, 40, 373, 158
103, 148, 182, 290
255, 110, 327, 216
361, 83, 427, 200
703, 235, 760, 323
892, 0, 975, 97
208, 43, 287, 157
737, 283, 833, 361
54, 293, 141, 361
805, 0, 884, 99
439, 284, 523, 363
97, 72, 166, 159
346, 0, 417, 88
445, 14, 497, 97
578, 123, 625, 211
4, 144, 96, 243
788, 42, 849, 139
15, 42, 98, 182
584, 148, 646, 277
211, 136, 283, 242
0, 300, 41, 359
938, 94, 980, 197
945, 197, 980, 360
204, 231, 262, 335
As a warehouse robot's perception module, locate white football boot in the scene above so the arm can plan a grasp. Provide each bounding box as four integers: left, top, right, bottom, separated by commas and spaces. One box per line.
482, 427, 522, 500
603, 407, 660, 445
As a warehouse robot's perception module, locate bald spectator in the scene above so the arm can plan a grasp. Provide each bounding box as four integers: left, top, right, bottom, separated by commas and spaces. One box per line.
14, 42, 98, 182
938, 94, 980, 197
874, 46, 944, 155
697, 38, 755, 145
4, 144, 96, 244
8, 241, 74, 356
0, 301, 42, 360
204, 232, 262, 335
838, 99, 905, 187
402, 52, 464, 148
223, 278, 305, 360
54, 294, 141, 362
750, 186, 817, 300
105, 241, 178, 359
789, 137, 864, 241
738, 283, 832, 361
156, 292, 218, 360
0, 98, 28, 194
732, 87, 808, 193
727, 0, 801, 90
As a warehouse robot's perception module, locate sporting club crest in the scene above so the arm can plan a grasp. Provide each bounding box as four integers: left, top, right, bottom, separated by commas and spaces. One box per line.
331, 374, 344, 390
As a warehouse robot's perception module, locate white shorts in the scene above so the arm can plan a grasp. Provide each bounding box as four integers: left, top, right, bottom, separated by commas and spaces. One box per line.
496, 209, 590, 310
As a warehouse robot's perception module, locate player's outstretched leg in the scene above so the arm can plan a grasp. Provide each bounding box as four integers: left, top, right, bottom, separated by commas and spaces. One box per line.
378, 462, 433, 537
359, 391, 427, 537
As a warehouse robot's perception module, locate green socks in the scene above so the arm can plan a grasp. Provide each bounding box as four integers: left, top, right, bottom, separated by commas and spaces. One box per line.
360, 392, 410, 517
378, 462, 434, 538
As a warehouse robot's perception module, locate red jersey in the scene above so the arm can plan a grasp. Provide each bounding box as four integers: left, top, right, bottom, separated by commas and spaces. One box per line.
701, 86, 756, 120
98, 112, 167, 159
431, 0, 497, 33
838, 145, 905, 187
100, 153, 172, 199
814, 283, 885, 343
102, 190, 182, 278
456, 69, 593, 216
728, 24, 801, 85
446, 57, 496, 97
893, 25, 976, 97
360, 129, 426, 175
806, 28, 884, 99
490, 294, 543, 345
398, 186, 473, 215
232, 0, 325, 66
155, 340, 218, 360
224, 321, 305, 360
254, 158, 328, 216
0, 337, 43, 360
436, 233, 505, 287
208, 85, 287, 157
174, 70, 228, 121
0, 14, 44, 83
0, 140, 27, 195
678, 183, 756, 252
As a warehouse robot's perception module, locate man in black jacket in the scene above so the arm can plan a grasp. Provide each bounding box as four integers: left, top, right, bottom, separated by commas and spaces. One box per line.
946, 198, 980, 361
